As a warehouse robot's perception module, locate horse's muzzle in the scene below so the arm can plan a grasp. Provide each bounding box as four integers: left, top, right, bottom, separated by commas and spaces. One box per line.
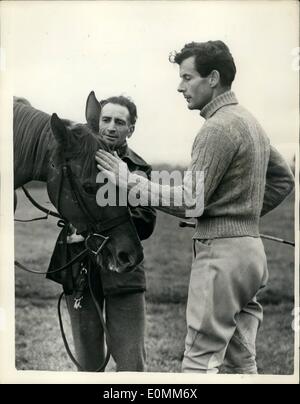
115, 250, 144, 273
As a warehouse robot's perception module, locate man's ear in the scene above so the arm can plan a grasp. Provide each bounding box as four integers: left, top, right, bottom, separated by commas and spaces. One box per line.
209, 70, 220, 88
85, 91, 101, 132
127, 125, 135, 138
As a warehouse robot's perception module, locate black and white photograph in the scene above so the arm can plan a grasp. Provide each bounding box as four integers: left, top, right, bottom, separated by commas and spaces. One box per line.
0, 0, 299, 385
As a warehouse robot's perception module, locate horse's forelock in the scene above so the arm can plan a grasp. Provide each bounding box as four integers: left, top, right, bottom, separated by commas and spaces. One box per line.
63, 123, 109, 178
70, 123, 108, 150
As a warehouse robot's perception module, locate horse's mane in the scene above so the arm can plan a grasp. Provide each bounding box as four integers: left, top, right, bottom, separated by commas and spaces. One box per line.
14, 100, 52, 179
14, 99, 109, 181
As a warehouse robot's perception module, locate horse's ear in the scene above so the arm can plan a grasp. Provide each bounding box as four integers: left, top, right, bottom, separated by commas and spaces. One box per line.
85, 91, 101, 132
50, 113, 68, 148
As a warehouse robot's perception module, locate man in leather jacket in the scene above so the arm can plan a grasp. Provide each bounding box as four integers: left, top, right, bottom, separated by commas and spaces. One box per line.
48, 95, 156, 371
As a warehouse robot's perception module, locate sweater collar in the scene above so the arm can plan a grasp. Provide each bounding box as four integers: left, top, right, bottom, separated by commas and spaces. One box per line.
200, 90, 238, 120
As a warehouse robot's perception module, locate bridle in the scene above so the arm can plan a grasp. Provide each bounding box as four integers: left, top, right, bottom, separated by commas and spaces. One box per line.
15, 156, 132, 274
15, 154, 133, 372
57, 154, 131, 243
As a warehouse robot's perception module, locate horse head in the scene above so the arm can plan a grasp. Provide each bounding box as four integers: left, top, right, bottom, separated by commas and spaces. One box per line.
46, 92, 143, 273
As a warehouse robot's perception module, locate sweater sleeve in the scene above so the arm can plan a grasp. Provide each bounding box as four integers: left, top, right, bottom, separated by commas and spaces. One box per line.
261, 145, 295, 216
128, 124, 237, 218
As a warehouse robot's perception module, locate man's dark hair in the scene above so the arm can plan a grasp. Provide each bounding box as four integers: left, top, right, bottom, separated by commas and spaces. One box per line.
171, 40, 236, 87
100, 96, 137, 126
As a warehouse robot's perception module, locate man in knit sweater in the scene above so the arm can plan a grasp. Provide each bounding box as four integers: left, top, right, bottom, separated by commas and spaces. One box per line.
95, 41, 294, 373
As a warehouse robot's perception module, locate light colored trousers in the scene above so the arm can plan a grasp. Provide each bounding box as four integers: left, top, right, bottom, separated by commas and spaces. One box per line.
182, 237, 268, 374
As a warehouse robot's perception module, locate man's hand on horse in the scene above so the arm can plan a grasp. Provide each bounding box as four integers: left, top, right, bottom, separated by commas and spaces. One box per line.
95, 150, 129, 189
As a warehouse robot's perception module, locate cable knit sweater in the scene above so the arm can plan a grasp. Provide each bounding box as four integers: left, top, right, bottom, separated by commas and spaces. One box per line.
130, 91, 294, 239
193, 91, 268, 238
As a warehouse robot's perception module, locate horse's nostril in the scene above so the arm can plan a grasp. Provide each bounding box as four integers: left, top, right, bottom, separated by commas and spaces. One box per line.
117, 252, 131, 265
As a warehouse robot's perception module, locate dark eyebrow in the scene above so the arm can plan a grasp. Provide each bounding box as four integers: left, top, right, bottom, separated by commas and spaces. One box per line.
101, 115, 126, 124
182, 73, 192, 79
115, 118, 127, 124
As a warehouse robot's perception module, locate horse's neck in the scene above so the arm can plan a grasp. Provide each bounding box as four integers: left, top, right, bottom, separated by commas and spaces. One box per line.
14, 102, 53, 188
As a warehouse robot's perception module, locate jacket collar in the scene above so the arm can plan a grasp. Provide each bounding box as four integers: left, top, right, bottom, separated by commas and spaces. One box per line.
200, 90, 238, 120
116, 142, 129, 158
116, 142, 149, 168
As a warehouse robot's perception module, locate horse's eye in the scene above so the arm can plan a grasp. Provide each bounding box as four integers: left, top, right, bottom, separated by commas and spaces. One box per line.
83, 183, 97, 195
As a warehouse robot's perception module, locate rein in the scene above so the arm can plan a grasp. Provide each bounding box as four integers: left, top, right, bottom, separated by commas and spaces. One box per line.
15, 186, 61, 222
14, 159, 129, 372
58, 258, 112, 372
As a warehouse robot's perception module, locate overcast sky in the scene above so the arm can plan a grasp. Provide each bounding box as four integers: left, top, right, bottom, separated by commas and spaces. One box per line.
2, 0, 299, 164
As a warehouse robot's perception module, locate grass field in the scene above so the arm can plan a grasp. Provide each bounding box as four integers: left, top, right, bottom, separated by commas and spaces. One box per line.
14, 183, 295, 374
